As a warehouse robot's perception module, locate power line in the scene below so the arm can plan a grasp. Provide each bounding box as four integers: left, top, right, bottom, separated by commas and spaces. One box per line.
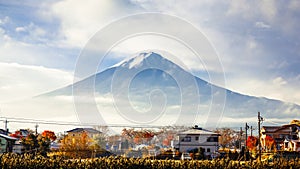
264, 119, 285, 125
0, 116, 172, 128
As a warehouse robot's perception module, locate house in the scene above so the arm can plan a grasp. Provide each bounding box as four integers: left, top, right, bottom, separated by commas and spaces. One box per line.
261, 123, 300, 151
173, 126, 220, 156
0, 133, 17, 153
18, 129, 30, 137
65, 128, 102, 144
9, 129, 30, 154
0, 129, 9, 135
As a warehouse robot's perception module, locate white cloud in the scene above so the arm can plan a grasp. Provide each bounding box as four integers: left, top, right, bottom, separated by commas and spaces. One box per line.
226, 0, 253, 19
247, 38, 257, 49
109, 35, 216, 72
14, 22, 47, 43
225, 76, 300, 105
1, 96, 78, 133
272, 76, 287, 86
226, 0, 277, 22
288, 0, 300, 11
268, 60, 289, 69
258, 0, 277, 22
15, 27, 26, 32
0, 62, 73, 102
255, 21, 271, 29
50, 0, 140, 47
0, 25, 73, 69
0, 16, 10, 25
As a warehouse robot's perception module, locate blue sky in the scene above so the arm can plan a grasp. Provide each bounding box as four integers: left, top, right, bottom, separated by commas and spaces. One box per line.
0, 0, 300, 128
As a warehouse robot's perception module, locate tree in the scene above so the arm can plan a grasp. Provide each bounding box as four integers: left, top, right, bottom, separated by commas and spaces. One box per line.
22, 133, 38, 153
38, 130, 57, 156
215, 128, 240, 149
10, 129, 56, 155
41, 130, 57, 141
290, 119, 300, 126
246, 136, 258, 152
121, 128, 155, 145
60, 131, 95, 158
92, 133, 106, 149
265, 135, 275, 152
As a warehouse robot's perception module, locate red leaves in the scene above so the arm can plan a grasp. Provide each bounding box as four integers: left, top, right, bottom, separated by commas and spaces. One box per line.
247, 136, 258, 151
9, 130, 23, 139
265, 135, 275, 150
41, 130, 57, 141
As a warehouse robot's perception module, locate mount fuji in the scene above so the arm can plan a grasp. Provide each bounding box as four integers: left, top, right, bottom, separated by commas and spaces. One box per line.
41, 52, 300, 127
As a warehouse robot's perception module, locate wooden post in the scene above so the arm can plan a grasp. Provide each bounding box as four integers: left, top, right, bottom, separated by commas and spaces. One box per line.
258, 112, 263, 162
35, 124, 39, 135
245, 123, 249, 160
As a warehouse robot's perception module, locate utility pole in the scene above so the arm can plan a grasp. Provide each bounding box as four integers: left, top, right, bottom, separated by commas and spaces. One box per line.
245, 123, 249, 160
4, 118, 8, 134
240, 127, 242, 150
258, 112, 263, 162
245, 123, 249, 147
35, 124, 39, 135
250, 126, 253, 136
178, 135, 181, 153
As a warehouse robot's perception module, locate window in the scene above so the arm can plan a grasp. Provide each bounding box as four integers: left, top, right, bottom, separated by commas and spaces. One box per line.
181, 136, 191, 142
207, 137, 218, 142
195, 136, 199, 141
207, 148, 210, 152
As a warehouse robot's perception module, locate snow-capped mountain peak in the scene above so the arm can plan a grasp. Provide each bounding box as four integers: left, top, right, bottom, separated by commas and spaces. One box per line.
113, 52, 165, 69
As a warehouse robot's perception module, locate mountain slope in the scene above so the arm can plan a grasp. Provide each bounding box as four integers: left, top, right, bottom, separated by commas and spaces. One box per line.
41, 52, 300, 126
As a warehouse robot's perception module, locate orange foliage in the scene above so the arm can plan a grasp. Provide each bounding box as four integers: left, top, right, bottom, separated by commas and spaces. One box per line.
247, 136, 258, 151
41, 130, 57, 141
122, 128, 155, 144
265, 135, 275, 150
9, 130, 23, 139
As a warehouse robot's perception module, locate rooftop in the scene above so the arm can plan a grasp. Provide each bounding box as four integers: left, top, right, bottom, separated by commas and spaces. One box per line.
66, 128, 101, 134
178, 126, 219, 135
0, 133, 17, 140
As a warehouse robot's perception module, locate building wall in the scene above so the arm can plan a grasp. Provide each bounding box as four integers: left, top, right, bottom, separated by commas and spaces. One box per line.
176, 134, 218, 155
261, 125, 300, 152
65, 131, 99, 145
0, 137, 15, 153
0, 137, 8, 153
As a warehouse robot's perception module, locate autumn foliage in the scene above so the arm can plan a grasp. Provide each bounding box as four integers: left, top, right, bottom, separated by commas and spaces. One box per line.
265, 135, 275, 151
246, 136, 258, 151
1, 153, 300, 169
10, 129, 56, 155
59, 131, 107, 158
122, 129, 155, 144
41, 130, 57, 141
9, 130, 23, 139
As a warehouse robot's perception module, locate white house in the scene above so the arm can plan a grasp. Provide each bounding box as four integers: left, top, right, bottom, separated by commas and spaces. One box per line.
173, 126, 219, 156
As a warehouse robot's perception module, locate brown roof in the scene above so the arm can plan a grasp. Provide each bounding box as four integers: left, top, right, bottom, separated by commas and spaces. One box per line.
262, 126, 281, 133
262, 124, 299, 133
66, 128, 101, 134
